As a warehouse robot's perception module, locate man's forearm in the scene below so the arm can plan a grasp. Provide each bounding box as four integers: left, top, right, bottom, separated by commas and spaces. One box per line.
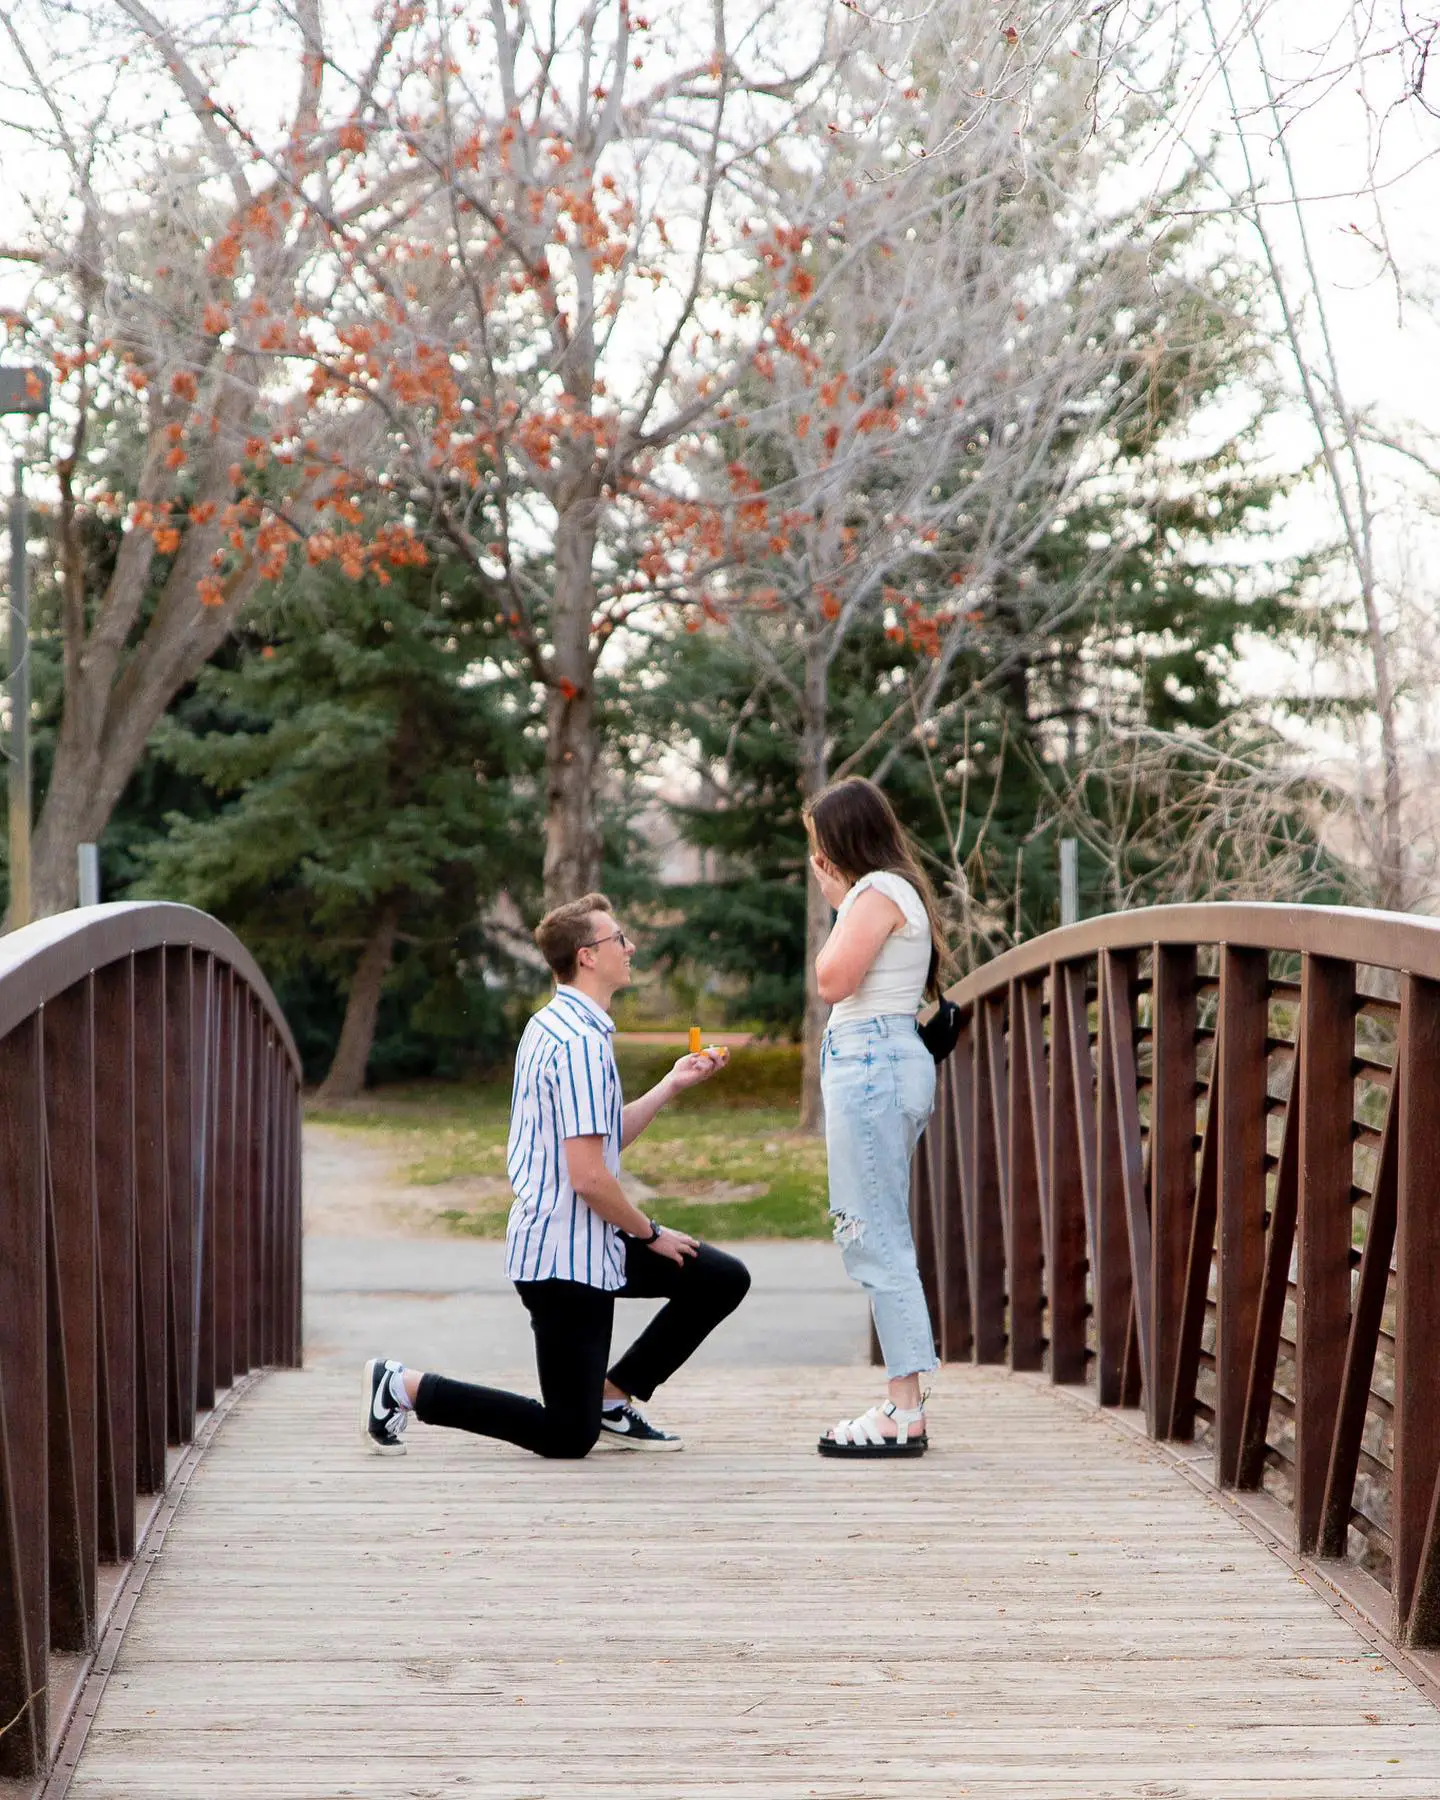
574, 1167, 653, 1238
621, 1076, 677, 1149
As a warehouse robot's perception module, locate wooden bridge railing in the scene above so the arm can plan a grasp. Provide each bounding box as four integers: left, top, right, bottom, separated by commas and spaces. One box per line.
0, 903, 302, 1784
913, 901, 1440, 1655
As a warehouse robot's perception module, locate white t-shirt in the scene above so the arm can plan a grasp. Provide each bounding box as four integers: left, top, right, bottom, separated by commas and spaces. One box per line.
828, 871, 933, 1028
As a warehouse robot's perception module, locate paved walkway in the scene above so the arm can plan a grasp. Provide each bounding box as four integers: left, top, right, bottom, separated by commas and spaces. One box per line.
300, 1121, 872, 1375
304, 1234, 870, 1375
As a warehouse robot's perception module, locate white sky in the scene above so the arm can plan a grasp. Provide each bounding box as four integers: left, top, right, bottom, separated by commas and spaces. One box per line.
1097, 0, 1440, 763
1181, 3, 1440, 430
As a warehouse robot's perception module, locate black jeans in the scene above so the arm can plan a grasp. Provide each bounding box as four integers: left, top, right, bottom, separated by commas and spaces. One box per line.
413, 1241, 751, 1458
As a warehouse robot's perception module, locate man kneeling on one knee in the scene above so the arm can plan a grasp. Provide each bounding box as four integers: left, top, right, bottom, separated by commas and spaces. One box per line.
362, 892, 751, 1458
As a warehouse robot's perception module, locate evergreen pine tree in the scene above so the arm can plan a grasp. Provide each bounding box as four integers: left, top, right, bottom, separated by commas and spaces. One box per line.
136, 555, 543, 1094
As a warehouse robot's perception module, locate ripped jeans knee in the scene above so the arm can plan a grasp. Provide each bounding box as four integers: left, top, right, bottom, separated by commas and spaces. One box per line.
833, 1210, 889, 1294
831, 1207, 865, 1249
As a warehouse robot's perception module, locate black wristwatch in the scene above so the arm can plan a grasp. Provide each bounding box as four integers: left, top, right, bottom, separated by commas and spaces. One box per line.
640, 1218, 662, 1244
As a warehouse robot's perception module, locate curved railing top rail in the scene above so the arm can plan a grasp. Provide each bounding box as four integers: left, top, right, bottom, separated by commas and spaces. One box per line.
0, 901, 300, 1070
944, 901, 1440, 1006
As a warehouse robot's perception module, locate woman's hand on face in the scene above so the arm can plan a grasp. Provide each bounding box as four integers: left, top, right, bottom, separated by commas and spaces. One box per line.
810, 854, 849, 908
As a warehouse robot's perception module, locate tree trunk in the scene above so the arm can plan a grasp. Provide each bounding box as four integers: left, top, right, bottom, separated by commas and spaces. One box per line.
25, 750, 110, 919
315, 904, 402, 1103
1216, 34, 1408, 913
1362, 588, 1406, 911
543, 677, 603, 908
4, 508, 262, 928
18, 603, 249, 924
542, 471, 605, 908
798, 640, 831, 1134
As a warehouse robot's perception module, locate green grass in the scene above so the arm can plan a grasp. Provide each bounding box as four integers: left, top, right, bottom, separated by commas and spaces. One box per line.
615, 1042, 802, 1109
306, 1041, 830, 1239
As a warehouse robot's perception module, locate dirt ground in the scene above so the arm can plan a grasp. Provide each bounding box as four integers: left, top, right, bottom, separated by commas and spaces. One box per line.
302, 1122, 661, 1239
301, 1124, 501, 1238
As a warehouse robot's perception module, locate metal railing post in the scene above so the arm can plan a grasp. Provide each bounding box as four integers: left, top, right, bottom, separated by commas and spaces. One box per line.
77, 843, 100, 907
6, 465, 30, 930
1059, 837, 1079, 927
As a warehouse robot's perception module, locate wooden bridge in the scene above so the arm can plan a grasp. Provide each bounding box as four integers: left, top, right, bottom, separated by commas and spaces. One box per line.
7, 901, 1440, 1797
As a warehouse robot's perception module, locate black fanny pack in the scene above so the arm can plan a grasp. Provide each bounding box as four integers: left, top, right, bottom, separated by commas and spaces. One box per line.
917, 996, 962, 1064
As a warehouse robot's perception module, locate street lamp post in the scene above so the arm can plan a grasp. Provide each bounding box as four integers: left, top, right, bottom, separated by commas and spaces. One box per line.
1, 364, 52, 931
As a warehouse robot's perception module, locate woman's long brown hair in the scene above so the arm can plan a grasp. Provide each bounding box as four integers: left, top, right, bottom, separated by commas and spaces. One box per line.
802, 776, 952, 1000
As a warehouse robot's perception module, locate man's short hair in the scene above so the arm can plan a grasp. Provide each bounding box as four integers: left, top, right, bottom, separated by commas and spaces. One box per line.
535, 892, 613, 982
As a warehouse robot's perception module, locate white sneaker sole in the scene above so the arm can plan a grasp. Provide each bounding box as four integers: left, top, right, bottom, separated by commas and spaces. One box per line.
361, 1358, 407, 1456
596, 1429, 683, 1452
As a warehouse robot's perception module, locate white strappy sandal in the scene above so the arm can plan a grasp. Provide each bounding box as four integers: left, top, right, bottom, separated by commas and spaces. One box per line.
817, 1398, 928, 1458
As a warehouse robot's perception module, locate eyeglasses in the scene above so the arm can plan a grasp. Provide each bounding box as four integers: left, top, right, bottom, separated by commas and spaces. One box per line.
580, 929, 633, 953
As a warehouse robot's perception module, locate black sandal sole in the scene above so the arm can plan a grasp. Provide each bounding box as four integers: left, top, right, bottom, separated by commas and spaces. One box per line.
816, 1435, 928, 1458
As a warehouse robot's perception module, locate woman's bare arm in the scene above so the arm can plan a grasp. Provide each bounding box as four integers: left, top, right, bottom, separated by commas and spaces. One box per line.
815, 888, 905, 1004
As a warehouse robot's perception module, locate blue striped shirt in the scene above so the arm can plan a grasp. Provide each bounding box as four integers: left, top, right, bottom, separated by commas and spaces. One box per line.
504, 985, 627, 1289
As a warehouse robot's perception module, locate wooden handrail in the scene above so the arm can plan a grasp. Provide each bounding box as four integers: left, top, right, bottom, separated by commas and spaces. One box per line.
0, 904, 302, 1783
913, 901, 1440, 1652
941, 901, 1440, 1002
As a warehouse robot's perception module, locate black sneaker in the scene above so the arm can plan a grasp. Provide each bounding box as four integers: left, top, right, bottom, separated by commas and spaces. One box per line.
598, 1401, 682, 1451
361, 1357, 410, 1456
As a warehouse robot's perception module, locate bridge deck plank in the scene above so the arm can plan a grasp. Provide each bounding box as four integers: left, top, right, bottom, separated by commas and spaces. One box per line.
66, 1365, 1440, 1799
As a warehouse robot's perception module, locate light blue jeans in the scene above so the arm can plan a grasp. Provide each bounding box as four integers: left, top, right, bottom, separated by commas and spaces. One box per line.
821, 1015, 938, 1379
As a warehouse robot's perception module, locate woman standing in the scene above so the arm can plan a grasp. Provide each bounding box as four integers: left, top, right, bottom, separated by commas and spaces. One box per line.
804, 777, 948, 1458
